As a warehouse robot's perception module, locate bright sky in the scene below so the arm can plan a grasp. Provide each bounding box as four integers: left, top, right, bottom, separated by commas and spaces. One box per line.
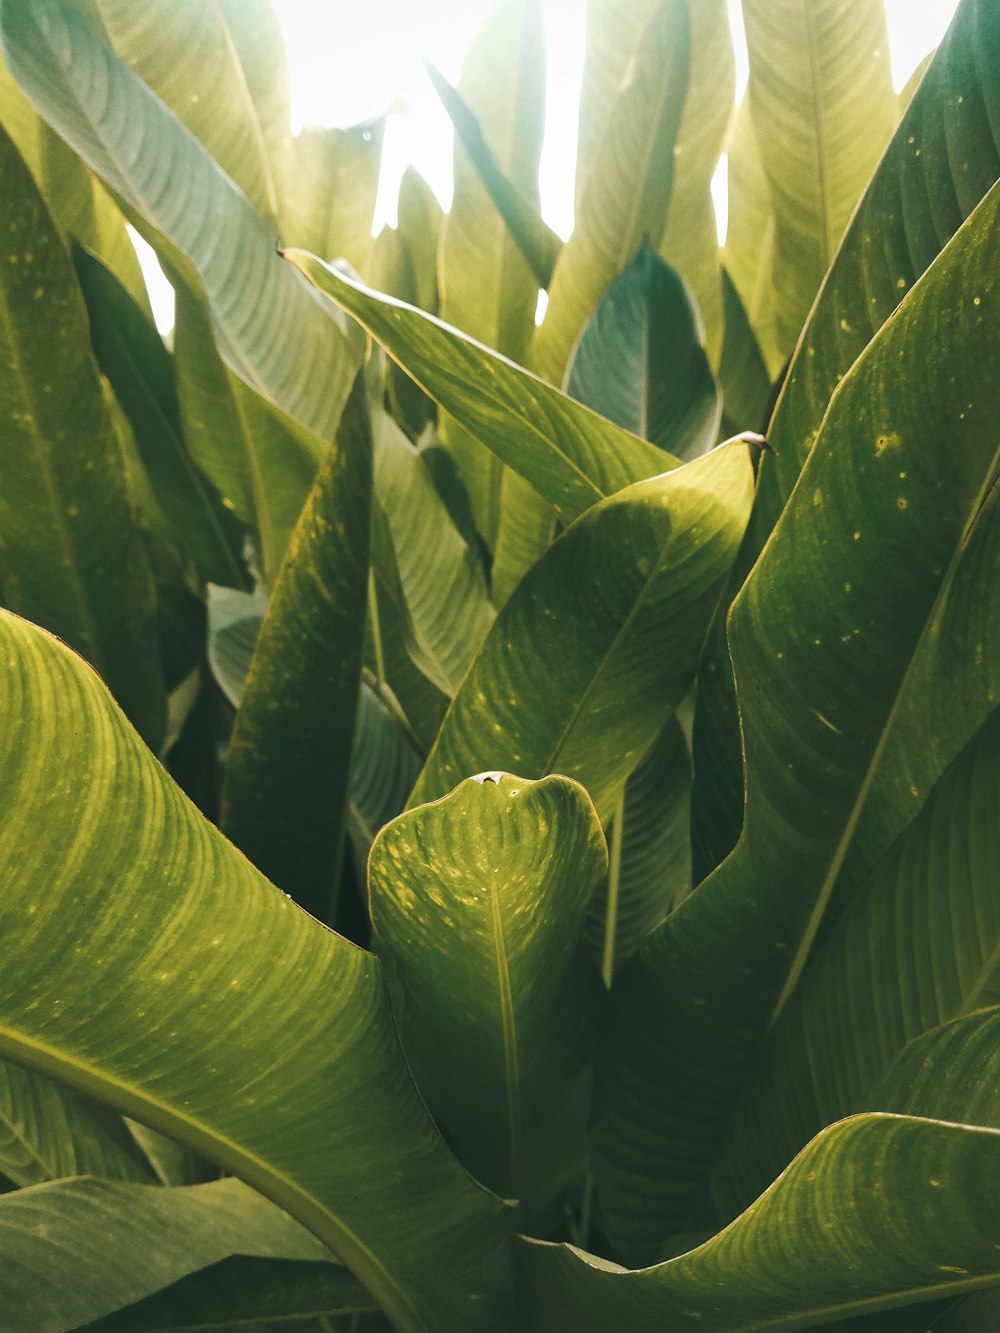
135, 0, 961, 331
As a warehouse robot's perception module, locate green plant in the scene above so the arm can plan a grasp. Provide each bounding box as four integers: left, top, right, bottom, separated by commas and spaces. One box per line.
0, 0, 998, 1329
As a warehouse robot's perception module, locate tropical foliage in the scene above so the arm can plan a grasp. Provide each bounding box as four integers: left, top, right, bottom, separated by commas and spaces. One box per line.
0, 0, 997, 1330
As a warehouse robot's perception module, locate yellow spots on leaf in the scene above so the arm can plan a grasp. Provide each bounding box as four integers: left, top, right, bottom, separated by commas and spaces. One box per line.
897, 497, 908, 510
875, 432, 900, 456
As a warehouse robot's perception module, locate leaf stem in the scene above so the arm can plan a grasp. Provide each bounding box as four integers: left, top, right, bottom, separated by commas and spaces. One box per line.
367, 570, 386, 688
601, 794, 626, 988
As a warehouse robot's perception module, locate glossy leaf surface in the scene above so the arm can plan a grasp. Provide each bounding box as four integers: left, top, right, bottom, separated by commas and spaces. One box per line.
594, 176, 1000, 1259
0, 120, 164, 746
0, 609, 513, 1332
409, 445, 753, 821
284, 254, 676, 522
371, 775, 605, 1218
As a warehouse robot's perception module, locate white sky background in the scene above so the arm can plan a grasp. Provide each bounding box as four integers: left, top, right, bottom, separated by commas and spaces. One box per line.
137, 0, 961, 330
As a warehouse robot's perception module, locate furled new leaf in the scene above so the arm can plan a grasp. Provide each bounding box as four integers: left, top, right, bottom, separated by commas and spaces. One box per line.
370, 775, 605, 1221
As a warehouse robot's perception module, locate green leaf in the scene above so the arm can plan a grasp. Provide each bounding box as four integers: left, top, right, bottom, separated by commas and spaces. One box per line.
740, 0, 898, 355
583, 719, 692, 975
430, 51, 558, 292
565, 245, 721, 461
283, 255, 678, 523
0, 0, 357, 447
409, 444, 753, 822
171, 282, 325, 587
221, 378, 372, 923
0, 1176, 342, 1333
717, 269, 772, 438
656, 0, 734, 363
703, 708, 1000, 1221
73, 245, 247, 592
530, 0, 691, 386
216, 0, 293, 218
721, 93, 783, 376
592, 176, 1000, 1260
370, 775, 605, 1220
0, 608, 513, 1331
82, 1256, 376, 1332
205, 586, 268, 709
92, 0, 281, 222
0, 57, 149, 311
285, 119, 385, 276
0, 1061, 153, 1187
396, 167, 442, 318
835, 465, 1000, 906
695, 0, 1000, 878
519, 1116, 1000, 1331
347, 679, 422, 871
0, 120, 165, 747
437, 0, 547, 552
371, 407, 494, 696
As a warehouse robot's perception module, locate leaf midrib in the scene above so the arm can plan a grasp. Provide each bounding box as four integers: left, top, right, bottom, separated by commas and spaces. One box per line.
0, 1025, 426, 1333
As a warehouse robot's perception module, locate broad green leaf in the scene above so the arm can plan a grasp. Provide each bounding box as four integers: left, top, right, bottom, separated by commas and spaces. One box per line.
0, 58, 148, 311
530, 0, 690, 387
656, 0, 734, 363
370, 775, 605, 1220
519, 1116, 1000, 1331
285, 119, 385, 275
583, 719, 692, 976
283, 255, 678, 522
740, 0, 897, 355
396, 167, 442, 318
217, 0, 293, 218
92, 0, 280, 221
695, 0, 1000, 880
372, 407, 494, 697
171, 282, 324, 586
488, 470, 555, 609
428, 58, 559, 292
347, 679, 422, 872
717, 269, 772, 438
574, 0, 657, 214
565, 246, 721, 461
0, 1176, 345, 1333
204, 585, 421, 873
752, 0, 1000, 547
409, 444, 753, 821
221, 379, 372, 923
836, 469, 1000, 903
872, 1007, 1000, 1129
0, 609, 513, 1331
73, 245, 247, 592
125, 1118, 215, 1188
0, 120, 165, 746
83, 1256, 376, 1332
592, 176, 1000, 1260
0, 0, 358, 448
0, 1061, 152, 1187
438, 0, 546, 551
704, 708, 1000, 1220
205, 585, 268, 709
721, 93, 782, 376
